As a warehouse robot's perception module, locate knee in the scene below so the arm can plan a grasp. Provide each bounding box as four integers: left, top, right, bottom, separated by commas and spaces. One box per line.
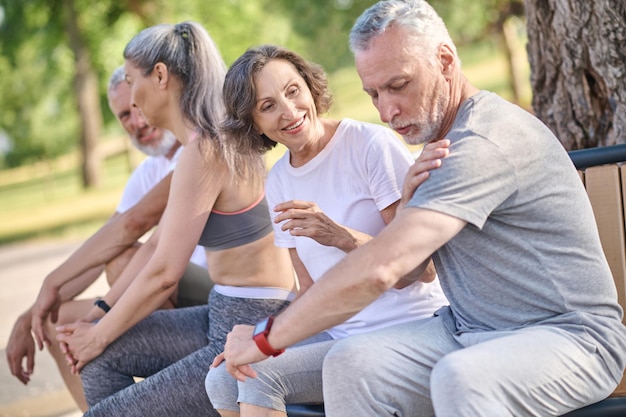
431, 353, 478, 404
323, 335, 380, 383
205, 364, 239, 412
80, 359, 105, 406
80, 355, 102, 387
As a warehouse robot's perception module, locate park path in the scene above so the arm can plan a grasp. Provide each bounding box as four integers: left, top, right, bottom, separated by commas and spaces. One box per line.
0, 239, 108, 417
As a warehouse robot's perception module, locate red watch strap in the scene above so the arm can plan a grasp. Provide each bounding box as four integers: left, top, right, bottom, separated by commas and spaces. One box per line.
253, 317, 285, 357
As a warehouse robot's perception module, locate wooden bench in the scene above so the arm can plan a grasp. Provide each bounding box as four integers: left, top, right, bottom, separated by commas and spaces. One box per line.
561, 144, 626, 416
286, 144, 626, 417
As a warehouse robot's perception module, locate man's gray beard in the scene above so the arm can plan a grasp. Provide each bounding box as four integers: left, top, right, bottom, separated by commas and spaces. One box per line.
403, 124, 438, 146
401, 95, 449, 145
132, 130, 178, 157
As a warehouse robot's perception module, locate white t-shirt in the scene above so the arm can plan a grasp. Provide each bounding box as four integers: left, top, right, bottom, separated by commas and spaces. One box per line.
116, 147, 207, 268
266, 119, 448, 339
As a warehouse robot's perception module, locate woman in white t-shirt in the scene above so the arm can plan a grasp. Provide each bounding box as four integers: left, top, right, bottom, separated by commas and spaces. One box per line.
205, 44, 448, 417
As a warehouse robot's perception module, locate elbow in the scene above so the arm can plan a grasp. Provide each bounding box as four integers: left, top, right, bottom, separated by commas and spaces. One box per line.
420, 261, 437, 283
151, 269, 182, 298
367, 265, 398, 294
121, 212, 156, 241
152, 263, 185, 294
159, 277, 179, 293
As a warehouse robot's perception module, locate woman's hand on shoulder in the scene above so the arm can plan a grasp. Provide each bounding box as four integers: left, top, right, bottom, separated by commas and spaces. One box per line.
400, 139, 450, 210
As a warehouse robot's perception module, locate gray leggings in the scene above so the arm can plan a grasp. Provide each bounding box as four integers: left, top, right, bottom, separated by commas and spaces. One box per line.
206, 332, 334, 413
81, 288, 290, 417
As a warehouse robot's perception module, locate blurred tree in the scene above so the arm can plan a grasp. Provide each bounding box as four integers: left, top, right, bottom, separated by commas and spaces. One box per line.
64, 0, 102, 187
526, 0, 626, 149
269, 0, 377, 71
432, 0, 526, 104
0, 1, 78, 170
0, 0, 535, 180
0, 0, 292, 184
0, 0, 127, 186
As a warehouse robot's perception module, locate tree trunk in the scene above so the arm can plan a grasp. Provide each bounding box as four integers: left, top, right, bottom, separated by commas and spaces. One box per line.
64, 0, 102, 188
525, 0, 626, 150
499, 17, 526, 106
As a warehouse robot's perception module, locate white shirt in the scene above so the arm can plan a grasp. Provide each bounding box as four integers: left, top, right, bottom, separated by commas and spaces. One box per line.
267, 119, 447, 339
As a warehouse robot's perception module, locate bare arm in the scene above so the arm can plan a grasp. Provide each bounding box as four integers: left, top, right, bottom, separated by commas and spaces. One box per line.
6, 264, 102, 384
31, 173, 172, 348
44, 173, 171, 287
270, 208, 464, 345
80, 228, 163, 324
391, 139, 450, 288
223, 208, 465, 380
289, 248, 314, 299
57, 144, 225, 372
399, 139, 450, 210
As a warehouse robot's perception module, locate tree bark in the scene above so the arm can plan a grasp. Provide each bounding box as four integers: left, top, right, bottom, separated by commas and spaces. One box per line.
525, 0, 626, 150
64, 0, 102, 188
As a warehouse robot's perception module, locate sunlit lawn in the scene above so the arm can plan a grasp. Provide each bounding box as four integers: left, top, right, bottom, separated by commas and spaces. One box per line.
0, 41, 530, 246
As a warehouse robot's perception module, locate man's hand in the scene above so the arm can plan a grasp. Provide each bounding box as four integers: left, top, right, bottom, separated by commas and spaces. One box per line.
55, 321, 104, 374
31, 283, 63, 350
400, 139, 450, 210
6, 311, 36, 384
221, 324, 269, 382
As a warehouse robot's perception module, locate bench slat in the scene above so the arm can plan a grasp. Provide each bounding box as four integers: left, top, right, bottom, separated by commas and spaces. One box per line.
584, 165, 626, 319
580, 165, 626, 397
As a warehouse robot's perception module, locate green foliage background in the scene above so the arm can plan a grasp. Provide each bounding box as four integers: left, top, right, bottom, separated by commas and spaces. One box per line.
0, 0, 522, 169
0, 0, 529, 244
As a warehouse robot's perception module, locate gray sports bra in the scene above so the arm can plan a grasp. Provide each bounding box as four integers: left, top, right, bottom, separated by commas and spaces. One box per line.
198, 193, 273, 251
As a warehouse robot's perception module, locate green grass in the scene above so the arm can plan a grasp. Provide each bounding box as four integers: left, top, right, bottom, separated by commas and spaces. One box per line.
0, 152, 134, 244
0, 40, 530, 246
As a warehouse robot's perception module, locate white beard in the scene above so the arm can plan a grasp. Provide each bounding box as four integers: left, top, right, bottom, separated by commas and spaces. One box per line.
132, 130, 178, 157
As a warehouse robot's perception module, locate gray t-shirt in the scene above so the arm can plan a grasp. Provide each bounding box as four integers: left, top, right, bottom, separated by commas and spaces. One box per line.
408, 90, 626, 379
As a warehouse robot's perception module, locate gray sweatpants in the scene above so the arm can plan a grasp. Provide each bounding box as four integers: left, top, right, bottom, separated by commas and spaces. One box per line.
323, 306, 619, 417
81, 288, 290, 417
206, 332, 333, 413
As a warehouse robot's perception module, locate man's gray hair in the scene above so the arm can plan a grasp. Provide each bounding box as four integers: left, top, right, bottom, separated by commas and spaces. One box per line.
349, 0, 456, 58
108, 65, 126, 93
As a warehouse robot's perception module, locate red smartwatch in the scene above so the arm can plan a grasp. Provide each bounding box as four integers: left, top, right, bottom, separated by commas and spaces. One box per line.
252, 316, 284, 357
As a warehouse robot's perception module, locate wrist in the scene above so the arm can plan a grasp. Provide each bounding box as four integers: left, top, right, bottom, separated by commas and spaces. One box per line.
18, 310, 33, 329
252, 316, 284, 357
338, 231, 359, 253
91, 324, 111, 348
85, 306, 105, 323
94, 298, 111, 314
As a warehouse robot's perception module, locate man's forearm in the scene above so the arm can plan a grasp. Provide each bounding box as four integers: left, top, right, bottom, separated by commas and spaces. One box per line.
394, 258, 435, 288
43, 213, 155, 290
43, 173, 170, 290
58, 265, 105, 302
265, 208, 458, 350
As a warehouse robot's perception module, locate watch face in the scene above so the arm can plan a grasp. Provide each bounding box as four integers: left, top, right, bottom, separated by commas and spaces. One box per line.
254, 317, 270, 336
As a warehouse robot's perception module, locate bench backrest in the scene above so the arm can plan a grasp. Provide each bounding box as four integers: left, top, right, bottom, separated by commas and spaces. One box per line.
570, 144, 626, 397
